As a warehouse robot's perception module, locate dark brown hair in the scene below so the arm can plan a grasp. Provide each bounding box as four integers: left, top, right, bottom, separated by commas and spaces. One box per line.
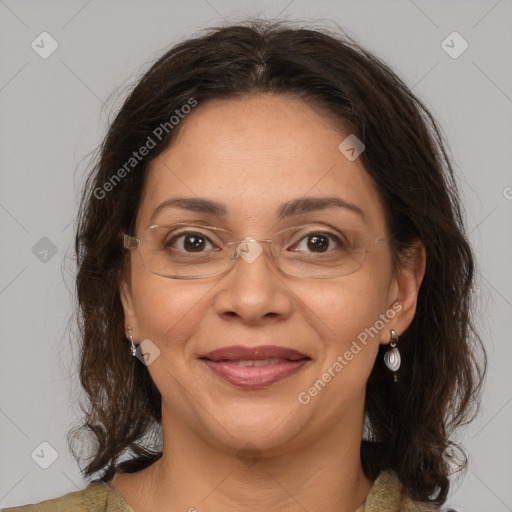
69, 19, 486, 506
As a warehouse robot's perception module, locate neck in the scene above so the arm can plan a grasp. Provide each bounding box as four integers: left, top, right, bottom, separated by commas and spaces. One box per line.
129, 402, 373, 512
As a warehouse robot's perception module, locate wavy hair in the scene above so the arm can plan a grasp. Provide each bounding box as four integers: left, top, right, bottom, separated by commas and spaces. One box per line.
69, 19, 486, 506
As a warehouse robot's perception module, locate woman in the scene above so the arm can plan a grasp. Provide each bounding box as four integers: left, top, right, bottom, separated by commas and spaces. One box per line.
3, 19, 485, 512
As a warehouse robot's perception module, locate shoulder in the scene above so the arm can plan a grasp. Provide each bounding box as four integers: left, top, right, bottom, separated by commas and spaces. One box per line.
365, 469, 453, 512
0, 480, 133, 512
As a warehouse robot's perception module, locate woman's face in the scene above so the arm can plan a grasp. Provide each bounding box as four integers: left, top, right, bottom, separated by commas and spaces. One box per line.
121, 93, 420, 455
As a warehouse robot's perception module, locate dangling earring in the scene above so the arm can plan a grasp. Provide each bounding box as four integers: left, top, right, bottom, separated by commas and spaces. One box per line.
127, 327, 137, 357
384, 329, 400, 382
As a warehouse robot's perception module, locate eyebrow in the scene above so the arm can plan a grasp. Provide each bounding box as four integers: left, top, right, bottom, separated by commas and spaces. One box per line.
150, 196, 365, 223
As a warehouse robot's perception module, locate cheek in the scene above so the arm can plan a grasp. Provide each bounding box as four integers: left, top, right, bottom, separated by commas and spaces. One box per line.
130, 263, 204, 346
311, 271, 391, 342
304, 260, 393, 380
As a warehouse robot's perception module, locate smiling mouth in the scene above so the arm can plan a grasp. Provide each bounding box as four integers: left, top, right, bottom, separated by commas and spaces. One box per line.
200, 355, 311, 388
199, 344, 309, 361
204, 357, 295, 367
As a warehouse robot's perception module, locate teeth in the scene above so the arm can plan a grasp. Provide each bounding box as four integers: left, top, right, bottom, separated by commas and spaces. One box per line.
253, 359, 270, 367
237, 360, 255, 367
235, 358, 286, 367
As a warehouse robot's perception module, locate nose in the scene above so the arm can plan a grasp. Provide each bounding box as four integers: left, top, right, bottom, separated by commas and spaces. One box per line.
213, 238, 293, 324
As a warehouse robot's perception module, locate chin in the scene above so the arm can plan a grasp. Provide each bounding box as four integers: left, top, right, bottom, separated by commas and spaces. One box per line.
201, 405, 308, 456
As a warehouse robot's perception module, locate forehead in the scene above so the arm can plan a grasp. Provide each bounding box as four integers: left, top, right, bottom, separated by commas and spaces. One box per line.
138, 93, 387, 233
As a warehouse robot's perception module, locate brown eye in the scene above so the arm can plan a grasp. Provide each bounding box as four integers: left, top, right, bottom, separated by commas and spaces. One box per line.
165, 232, 216, 253
291, 232, 343, 253
306, 234, 330, 252
182, 234, 208, 252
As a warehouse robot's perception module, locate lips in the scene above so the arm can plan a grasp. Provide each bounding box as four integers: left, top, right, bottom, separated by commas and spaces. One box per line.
199, 345, 311, 389
200, 345, 309, 362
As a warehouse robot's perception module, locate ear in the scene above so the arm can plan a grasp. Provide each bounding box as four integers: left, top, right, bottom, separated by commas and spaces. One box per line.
120, 277, 140, 340
381, 239, 426, 344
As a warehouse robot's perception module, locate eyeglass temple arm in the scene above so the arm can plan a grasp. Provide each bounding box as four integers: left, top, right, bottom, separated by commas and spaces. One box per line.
123, 235, 139, 249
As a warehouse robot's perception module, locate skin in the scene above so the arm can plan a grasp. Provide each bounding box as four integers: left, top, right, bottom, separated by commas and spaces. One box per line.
113, 93, 426, 512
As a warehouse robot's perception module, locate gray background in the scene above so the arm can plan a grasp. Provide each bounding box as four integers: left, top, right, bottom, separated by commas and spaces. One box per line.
1, 0, 511, 510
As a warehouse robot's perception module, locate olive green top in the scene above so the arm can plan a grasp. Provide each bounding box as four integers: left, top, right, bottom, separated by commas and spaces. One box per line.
1, 469, 438, 511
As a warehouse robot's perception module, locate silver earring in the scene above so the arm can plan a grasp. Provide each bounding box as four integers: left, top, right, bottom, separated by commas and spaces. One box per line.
384, 329, 400, 381
127, 327, 137, 357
